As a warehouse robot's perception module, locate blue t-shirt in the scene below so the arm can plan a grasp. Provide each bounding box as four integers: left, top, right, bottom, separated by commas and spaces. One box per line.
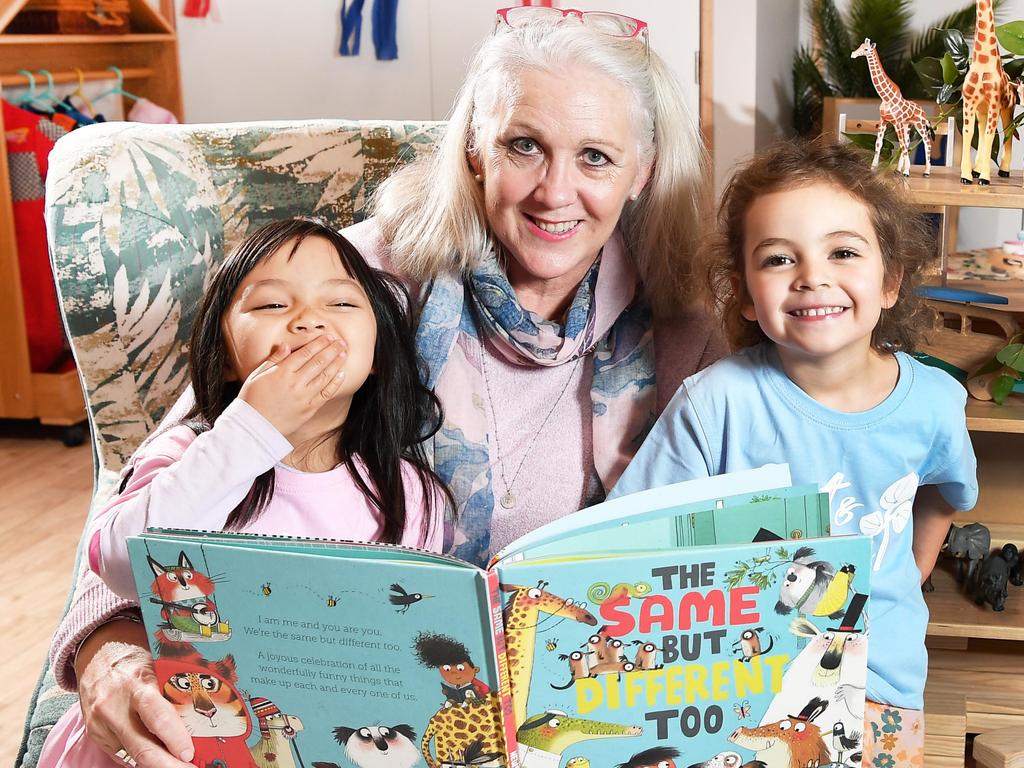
611, 343, 978, 709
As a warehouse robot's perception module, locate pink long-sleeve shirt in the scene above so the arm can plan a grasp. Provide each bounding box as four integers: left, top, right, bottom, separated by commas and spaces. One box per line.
87, 397, 443, 599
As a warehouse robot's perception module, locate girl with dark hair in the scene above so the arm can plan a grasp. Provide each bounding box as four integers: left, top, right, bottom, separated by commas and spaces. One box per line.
86, 217, 452, 599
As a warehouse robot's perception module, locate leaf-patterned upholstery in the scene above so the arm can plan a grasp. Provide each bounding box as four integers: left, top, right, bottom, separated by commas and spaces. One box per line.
18, 119, 444, 768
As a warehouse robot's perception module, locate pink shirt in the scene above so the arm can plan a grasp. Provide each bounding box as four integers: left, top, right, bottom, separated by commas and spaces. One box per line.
87, 398, 443, 599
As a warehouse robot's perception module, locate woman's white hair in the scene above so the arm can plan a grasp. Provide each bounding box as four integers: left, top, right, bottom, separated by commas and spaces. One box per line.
372, 16, 707, 317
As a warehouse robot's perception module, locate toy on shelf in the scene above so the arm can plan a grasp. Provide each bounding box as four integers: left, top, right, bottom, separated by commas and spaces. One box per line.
949, 522, 991, 587
974, 551, 1012, 610
851, 38, 933, 176
946, 240, 1024, 282
917, 300, 1018, 381
959, 0, 1016, 185
966, 328, 1024, 403
1002, 543, 1023, 586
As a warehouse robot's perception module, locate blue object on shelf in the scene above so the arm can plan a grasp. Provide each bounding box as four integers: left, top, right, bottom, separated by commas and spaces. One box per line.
915, 286, 1009, 304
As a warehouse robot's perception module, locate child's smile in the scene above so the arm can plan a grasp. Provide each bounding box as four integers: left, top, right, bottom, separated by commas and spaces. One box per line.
739, 181, 899, 368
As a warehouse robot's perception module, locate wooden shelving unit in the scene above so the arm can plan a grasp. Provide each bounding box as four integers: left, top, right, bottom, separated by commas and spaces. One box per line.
904, 172, 1024, 768
0, 0, 182, 438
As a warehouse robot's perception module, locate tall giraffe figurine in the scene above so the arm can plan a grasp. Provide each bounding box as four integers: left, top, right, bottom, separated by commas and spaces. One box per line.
851, 38, 933, 177
959, 0, 1016, 185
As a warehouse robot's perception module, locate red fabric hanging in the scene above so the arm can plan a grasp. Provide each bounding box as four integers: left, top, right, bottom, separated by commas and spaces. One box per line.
3, 100, 71, 372
183, 0, 210, 18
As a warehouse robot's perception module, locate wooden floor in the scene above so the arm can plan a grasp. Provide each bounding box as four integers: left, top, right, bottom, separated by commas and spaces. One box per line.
0, 420, 93, 768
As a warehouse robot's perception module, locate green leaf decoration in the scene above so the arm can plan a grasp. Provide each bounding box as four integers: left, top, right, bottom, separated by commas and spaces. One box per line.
1005, 57, 1024, 79
914, 56, 946, 95
941, 51, 960, 83
941, 28, 970, 70
997, 21, 1024, 55
997, 343, 1024, 372
993, 373, 1016, 405
973, 355, 1005, 378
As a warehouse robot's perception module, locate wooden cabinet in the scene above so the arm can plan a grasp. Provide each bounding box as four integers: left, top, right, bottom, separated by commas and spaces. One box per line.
0, 0, 181, 436
903, 167, 1024, 768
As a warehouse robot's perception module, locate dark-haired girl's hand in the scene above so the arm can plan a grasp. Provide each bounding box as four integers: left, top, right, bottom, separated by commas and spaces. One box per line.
238, 335, 348, 439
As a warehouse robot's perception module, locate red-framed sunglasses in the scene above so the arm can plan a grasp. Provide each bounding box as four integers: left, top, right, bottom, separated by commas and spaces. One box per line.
495, 6, 649, 46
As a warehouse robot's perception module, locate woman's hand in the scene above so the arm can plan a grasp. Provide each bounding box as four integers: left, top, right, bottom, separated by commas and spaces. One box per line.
75, 619, 194, 768
238, 335, 348, 439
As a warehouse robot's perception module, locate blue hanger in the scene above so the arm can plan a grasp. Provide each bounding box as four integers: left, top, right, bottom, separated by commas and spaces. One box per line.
13, 70, 52, 112
94, 66, 140, 102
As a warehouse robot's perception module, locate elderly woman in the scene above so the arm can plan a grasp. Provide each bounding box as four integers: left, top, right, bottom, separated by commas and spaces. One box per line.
38, 8, 723, 768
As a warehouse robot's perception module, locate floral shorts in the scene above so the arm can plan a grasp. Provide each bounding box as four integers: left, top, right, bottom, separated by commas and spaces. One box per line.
863, 699, 925, 768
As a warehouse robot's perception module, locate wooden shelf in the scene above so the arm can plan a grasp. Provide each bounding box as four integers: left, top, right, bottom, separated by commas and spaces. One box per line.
925, 563, 1024, 641
0, 33, 174, 43
966, 399, 1024, 432
903, 166, 1024, 208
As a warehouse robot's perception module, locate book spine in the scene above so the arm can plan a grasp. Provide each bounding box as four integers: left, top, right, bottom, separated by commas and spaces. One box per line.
485, 569, 520, 768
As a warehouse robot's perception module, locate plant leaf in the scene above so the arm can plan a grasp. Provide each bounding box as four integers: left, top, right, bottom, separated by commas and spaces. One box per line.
941, 28, 970, 70
992, 374, 1016, 405
914, 56, 946, 95
941, 51, 960, 83
811, 0, 862, 96
997, 343, 1024, 372
1005, 57, 1024, 79
996, 21, 1024, 55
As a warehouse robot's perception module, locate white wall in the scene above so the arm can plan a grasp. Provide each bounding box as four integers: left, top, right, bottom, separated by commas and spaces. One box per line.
802, 0, 1024, 249
172, 1, 700, 124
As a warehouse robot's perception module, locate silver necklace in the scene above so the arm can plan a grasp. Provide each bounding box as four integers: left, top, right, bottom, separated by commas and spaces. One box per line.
480, 342, 585, 510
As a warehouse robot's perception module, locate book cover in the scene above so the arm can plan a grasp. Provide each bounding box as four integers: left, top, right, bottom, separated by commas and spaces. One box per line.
127, 466, 870, 768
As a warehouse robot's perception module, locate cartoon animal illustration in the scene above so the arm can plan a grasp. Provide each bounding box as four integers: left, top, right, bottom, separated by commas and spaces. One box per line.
814, 565, 855, 618
830, 721, 861, 765
420, 693, 506, 768
759, 596, 868, 764
685, 751, 765, 768
732, 627, 774, 662
517, 710, 642, 768
545, 638, 559, 652
587, 581, 652, 604
154, 652, 258, 768
774, 547, 839, 618
975, 551, 1011, 610
262, 582, 272, 596
413, 632, 490, 708
733, 700, 752, 720
614, 746, 680, 768
565, 758, 589, 768
148, 551, 231, 644
327, 595, 338, 607
959, 0, 1017, 184
313, 725, 421, 768
249, 697, 305, 768
501, 581, 597, 724
390, 583, 434, 613
551, 650, 592, 690
632, 640, 662, 671
851, 38, 933, 176
729, 697, 831, 768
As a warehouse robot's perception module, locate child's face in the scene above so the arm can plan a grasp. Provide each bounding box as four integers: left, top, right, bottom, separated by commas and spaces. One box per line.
438, 661, 478, 686
221, 236, 377, 400
739, 182, 898, 365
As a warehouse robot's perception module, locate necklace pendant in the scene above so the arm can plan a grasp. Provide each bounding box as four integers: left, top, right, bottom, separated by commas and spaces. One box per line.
500, 491, 516, 509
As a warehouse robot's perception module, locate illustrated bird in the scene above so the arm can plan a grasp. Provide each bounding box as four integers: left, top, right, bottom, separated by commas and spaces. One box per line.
814, 564, 856, 618
388, 583, 433, 613
831, 721, 861, 761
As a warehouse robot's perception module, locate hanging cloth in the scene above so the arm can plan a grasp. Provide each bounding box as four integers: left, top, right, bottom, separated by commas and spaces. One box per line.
339, 0, 399, 60
3, 100, 72, 372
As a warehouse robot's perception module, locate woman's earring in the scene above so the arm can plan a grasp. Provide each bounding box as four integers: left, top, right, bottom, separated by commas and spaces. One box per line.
474, 173, 483, 182
629, 192, 639, 201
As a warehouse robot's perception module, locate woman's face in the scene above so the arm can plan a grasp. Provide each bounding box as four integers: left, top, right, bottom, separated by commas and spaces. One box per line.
474, 66, 651, 317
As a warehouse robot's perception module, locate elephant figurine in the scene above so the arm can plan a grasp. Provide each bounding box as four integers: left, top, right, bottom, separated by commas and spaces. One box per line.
947, 522, 991, 588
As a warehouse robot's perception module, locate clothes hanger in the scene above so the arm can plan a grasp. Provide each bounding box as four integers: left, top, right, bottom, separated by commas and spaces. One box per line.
94, 66, 141, 103
34, 70, 63, 113
71, 67, 96, 117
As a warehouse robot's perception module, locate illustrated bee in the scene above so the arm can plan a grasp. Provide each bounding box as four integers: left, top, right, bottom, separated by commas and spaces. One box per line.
545, 638, 559, 652
261, 583, 272, 596
327, 595, 338, 607
733, 699, 752, 719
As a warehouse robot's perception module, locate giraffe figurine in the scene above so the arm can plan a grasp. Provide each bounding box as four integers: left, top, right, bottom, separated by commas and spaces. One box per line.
959, 0, 1016, 185
851, 38, 933, 177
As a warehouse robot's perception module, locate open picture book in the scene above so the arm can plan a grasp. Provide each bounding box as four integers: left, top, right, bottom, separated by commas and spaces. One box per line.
127, 464, 871, 768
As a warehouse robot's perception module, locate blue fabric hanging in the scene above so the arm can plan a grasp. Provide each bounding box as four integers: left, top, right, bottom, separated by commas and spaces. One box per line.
339, 0, 399, 60
372, 0, 399, 60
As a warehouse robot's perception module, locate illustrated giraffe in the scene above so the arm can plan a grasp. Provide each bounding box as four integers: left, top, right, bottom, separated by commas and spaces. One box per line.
420, 692, 507, 768
501, 581, 598, 726
960, 0, 1016, 185
851, 38, 932, 177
